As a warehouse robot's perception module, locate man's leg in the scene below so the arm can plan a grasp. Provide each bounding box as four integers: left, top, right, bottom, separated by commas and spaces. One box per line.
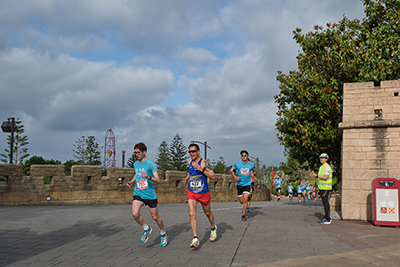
149, 206, 164, 231
201, 202, 215, 229
247, 189, 253, 210
188, 199, 198, 237
201, 201, 217, 242
132, 200, 145, 225
242, 193, 249, 216
149, 205, 167, 246
132, 200, 153, 243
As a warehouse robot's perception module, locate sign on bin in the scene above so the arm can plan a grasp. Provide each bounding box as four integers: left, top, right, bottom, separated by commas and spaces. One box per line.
373, 178, 400, 228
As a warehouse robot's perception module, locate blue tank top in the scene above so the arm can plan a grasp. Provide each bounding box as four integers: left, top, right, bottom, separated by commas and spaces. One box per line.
188, 158, 209, 194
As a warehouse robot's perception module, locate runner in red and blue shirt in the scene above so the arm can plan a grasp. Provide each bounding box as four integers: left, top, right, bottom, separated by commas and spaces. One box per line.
182, 143, 217, 249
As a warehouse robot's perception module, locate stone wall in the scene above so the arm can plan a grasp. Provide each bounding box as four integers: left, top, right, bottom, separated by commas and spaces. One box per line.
0, 165, 270, 206
339, 80, 400, 220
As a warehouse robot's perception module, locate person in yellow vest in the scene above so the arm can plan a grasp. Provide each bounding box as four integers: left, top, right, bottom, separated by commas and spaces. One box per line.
310, 153, 332, 224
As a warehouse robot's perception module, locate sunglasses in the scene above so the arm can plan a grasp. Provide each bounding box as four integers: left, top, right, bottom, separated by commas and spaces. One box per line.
188, 150, 198, 153
241, 154, 248, 157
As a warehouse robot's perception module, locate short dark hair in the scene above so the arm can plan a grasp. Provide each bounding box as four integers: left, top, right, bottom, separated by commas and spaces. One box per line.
188, 143, 200, 150
134, 142, 147, 152
240, 150, 249, 156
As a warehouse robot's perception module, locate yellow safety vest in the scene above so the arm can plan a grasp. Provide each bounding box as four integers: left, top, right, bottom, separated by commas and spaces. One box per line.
317, 163, 332, 190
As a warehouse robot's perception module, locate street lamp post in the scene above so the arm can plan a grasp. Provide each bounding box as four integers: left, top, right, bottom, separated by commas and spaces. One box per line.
122, 150, 126, 167
190, 141, 211, 160
1, 117, 16, 164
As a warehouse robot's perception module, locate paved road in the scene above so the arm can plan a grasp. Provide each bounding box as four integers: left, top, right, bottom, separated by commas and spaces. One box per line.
1, 198, 400, 266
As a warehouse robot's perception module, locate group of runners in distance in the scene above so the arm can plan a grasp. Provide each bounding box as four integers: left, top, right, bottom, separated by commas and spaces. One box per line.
276, 177, 319, 203
126, 142, 333, 249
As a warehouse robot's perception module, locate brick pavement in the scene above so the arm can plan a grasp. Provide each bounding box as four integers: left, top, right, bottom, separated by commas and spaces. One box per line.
1, 198, 400, 266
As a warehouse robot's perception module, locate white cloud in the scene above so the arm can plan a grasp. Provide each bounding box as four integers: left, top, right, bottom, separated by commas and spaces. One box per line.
0, 48, 174, 131
0, 0, 366, 167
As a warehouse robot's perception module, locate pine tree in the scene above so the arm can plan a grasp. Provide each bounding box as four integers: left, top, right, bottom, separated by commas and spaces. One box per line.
155, 140, 171, 175
169, 133, 188, 171
72, 136, 102, 165
126, 152, 137, 168
213, 156, 228, 174
85, 136, 102, 165
1, 118, 29, 164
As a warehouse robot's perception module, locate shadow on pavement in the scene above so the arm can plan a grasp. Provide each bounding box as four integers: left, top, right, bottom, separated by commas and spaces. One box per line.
0, 220, 123, 266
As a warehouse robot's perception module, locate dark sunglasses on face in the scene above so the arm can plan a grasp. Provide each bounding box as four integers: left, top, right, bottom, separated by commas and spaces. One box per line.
189, 150, 198, 153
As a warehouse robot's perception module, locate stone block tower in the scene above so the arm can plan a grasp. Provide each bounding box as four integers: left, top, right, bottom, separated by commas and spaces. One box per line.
339, 80, 400, 220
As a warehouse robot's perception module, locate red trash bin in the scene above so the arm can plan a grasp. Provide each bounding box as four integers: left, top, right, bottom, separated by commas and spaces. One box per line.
373, 178, 400, 228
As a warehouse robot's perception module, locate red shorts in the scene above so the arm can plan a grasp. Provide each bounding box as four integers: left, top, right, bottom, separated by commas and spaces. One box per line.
187, 190, 211, 206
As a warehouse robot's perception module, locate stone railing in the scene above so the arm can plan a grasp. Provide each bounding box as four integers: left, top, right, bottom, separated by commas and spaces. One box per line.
0, 164, 270, 206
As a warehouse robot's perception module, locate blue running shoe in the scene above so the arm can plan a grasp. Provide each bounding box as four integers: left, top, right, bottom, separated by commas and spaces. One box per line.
160, 234, 168, 247
318, 218, 332, 225
246, 208, 250, 212
141, 226, 152, 243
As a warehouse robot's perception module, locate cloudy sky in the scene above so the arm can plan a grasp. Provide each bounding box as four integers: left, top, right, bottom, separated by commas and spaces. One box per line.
0, 0, 365, 168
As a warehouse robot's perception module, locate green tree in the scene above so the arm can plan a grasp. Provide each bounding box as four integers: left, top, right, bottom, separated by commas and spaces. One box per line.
1, 118, 30, 164
23, 156, 62, 175
72, 136, 102, 165
126, 152, 137, 168
274, 0, 400, 172
212, 156, 229, 174
169, 133, 188, 171
279, 156, 301, 180
85, 136, 102, 165
63, 159, 79, 176
155, 140, 171, 175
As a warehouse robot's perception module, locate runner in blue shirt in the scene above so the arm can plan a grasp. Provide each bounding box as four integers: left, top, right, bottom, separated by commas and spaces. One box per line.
126, 142, 167, 247
274, 175, 283, 201
231, 150, 256, 221
301, 178, 307, 202
287, 182, 294, 202
297, 184, 302, 202
305, 180, 311, 202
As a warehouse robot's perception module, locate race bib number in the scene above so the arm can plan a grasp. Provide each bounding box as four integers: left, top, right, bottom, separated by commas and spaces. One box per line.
240, 168, 250, 176
137, 179, 148, 190
190, 179, 203, 189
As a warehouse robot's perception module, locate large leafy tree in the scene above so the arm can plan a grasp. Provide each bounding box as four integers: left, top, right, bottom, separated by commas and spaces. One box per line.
155, 140, 171, 175
169, 133, 188, 171
1, 118, 30, 164
274, 0, 400, 172
72, 136, 102, 165
23, 156, 62, 175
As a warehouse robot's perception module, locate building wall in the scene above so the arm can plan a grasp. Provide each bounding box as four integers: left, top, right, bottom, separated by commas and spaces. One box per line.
0, 165, 270, 206
339, 80, 400, 220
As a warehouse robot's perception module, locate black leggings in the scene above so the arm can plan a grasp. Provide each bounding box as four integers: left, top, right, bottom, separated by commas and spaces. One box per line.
319, 190, 331, 220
